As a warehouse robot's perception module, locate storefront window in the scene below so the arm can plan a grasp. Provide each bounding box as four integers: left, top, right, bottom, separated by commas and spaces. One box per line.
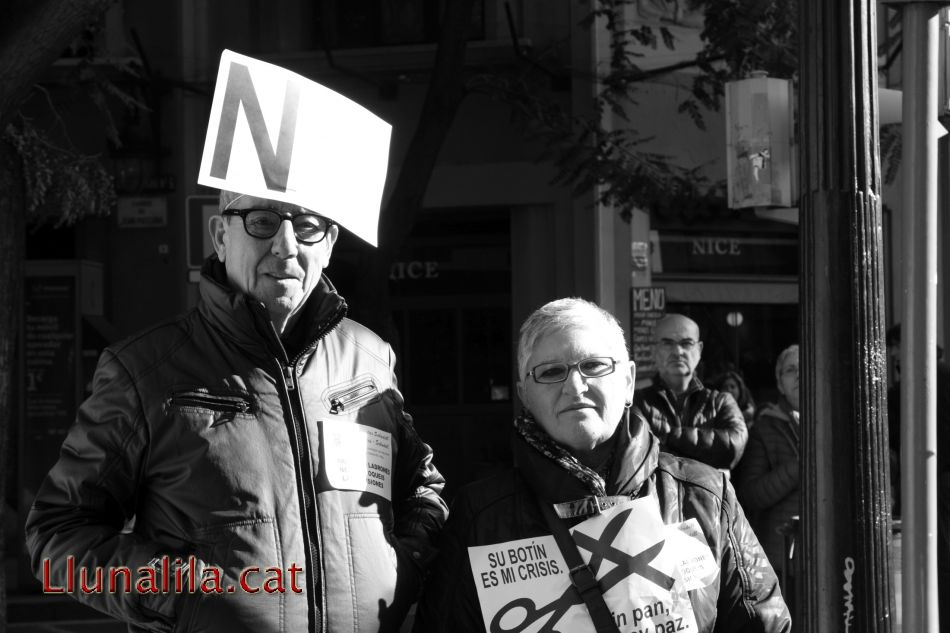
666, 302, 799, 405
389, 208, 512, 407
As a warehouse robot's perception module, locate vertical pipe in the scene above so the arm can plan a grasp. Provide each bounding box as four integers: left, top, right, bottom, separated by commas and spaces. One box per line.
900, 5, 941, 633
798, 0, 893, 630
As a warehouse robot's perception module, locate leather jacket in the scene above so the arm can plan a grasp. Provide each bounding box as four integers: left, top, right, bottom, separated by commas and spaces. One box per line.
633, 376, 748, 470
414, 414, 790, 633
25, 257, 448, 633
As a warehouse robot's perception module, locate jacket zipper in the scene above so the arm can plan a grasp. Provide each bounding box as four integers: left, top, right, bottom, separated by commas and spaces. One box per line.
282, 301, 345, 633
282, 360, 323, 633
166, 392, 251, 413
328, 382, 377, 414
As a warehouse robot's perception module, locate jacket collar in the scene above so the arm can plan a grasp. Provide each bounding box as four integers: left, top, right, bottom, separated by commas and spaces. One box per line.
196, 255, 347, 363
651, 374, 704, 399
759, 397, 799, 424
513, 410, 659, 506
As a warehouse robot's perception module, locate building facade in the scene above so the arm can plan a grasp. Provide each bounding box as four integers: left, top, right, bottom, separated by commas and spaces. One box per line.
8, 1, 950, 628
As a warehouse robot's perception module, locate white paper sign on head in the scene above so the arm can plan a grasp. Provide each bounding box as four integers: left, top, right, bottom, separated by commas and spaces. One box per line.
197, 49, 392, 247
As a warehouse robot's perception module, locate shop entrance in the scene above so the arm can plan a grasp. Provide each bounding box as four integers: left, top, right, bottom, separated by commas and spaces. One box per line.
331, 206, 514, 501
665, 301, 798, 405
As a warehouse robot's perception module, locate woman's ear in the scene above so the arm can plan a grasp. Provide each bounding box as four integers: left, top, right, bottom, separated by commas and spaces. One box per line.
625, 361, 636, 401
209, 215, 228, 262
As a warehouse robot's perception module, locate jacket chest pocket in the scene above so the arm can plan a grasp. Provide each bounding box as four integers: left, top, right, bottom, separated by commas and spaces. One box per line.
165, 388, 256, 429
323, 375, 381, 416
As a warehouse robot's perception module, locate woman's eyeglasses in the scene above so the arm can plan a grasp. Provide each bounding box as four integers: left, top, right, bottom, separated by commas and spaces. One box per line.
222, 208, 333, 245
527, 356, 621, 384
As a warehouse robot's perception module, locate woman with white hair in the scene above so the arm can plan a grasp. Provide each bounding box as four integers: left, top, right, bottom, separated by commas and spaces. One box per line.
414, 297, 790, 633
735, 344, 802, 603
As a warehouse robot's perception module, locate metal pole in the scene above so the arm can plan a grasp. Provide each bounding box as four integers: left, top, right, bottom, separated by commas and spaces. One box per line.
798, 0, 894, 631
900, 5, 941, 632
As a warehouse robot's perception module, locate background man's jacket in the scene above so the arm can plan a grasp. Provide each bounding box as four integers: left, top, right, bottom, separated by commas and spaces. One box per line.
633, 376, 748, 470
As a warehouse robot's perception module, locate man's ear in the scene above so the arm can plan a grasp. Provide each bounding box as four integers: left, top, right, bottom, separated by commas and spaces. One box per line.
323, 224, 340, 257
209, 215, 228, 262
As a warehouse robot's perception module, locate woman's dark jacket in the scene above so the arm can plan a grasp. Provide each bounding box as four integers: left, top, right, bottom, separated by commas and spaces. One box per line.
734, 399, 800, 577
414, 414, 790, 632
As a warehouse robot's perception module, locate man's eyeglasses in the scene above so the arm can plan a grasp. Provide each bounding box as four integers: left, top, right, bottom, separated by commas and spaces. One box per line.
656, 338, 699, 351
222, 208, 333, 245
527, 356, 621, 384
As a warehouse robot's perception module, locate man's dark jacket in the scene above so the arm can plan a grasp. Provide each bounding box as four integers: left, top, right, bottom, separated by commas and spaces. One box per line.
414, 414, 790, 633
633, 376, 748, 470
26, 257, 448, 633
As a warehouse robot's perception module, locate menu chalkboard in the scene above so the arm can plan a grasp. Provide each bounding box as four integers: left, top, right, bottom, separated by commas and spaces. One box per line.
22, 275, 77, 496
631, 287, 667, 379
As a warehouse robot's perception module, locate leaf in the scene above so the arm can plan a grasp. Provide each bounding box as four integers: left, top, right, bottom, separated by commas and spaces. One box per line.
660, 27, 676, 51
879, 122, 902, 185
5, 114, 116, 227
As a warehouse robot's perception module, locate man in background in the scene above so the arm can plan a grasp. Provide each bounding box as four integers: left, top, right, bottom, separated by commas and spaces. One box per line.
633, 313, 748, 471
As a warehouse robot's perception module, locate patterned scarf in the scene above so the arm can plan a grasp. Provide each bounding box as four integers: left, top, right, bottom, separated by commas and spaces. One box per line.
514, 410, 608, 496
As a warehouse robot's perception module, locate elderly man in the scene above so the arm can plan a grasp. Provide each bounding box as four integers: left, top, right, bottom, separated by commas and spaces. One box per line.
632, 313, 747, 470
25, 191, 448, 633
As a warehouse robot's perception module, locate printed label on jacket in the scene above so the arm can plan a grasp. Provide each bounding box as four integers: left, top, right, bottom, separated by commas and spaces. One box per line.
666, 518, 717, 591
467, 497, 716, 633
322, 421, 392, 501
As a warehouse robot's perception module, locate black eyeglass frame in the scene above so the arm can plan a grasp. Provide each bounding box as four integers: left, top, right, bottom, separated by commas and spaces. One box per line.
221, 207, 334, 245
526, 356, 623, 384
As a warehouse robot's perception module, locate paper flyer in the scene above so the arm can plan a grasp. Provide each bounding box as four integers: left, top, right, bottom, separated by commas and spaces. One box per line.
468, 497, 718, 632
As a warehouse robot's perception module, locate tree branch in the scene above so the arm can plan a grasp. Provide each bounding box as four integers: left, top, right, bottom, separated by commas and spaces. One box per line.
0, 0, 116, 127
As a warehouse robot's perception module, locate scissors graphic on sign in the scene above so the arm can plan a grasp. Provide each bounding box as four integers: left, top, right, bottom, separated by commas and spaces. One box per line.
489, 508, 675, 633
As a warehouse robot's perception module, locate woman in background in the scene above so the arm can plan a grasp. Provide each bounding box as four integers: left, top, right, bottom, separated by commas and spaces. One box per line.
715, 369, 756, 430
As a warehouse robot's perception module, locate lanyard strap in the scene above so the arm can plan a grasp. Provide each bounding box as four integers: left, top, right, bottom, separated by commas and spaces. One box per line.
534, 495, 621, 633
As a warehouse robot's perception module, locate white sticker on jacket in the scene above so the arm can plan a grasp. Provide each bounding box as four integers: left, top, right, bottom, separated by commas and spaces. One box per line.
323, 422, 392, 501
467, 497, 712, 633
665, 518, 717, 591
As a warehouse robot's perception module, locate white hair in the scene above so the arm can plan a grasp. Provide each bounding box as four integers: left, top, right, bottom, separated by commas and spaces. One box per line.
517, 297, 628, 380
775, 344, 799, 383
219, 190, 246, 212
